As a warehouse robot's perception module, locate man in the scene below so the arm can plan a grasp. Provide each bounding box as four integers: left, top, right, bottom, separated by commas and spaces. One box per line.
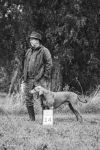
23, 31, 52, 121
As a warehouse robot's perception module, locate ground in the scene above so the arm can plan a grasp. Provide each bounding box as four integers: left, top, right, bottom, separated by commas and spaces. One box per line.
0, 92, 100, 150
0, 113, 100, 150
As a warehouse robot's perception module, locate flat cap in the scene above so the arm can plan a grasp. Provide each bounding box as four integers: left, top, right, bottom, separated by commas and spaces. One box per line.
29, 31, 42, 41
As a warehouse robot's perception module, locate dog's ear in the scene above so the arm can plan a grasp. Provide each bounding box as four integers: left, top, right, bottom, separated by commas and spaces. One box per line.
51, 92, 55, 98
39, 89, 44, 96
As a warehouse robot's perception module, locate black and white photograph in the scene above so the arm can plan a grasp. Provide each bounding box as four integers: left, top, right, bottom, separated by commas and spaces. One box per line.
0, 0, 100, 150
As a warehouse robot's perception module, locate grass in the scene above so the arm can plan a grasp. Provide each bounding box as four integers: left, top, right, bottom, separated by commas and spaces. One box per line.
0, 89, 100, 149
0, 88, 100, 115
80, 88, 100, 114
0, 114, 100, 150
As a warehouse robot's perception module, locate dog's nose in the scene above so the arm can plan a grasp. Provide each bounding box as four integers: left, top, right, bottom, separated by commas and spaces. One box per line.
30, 89, 36, 94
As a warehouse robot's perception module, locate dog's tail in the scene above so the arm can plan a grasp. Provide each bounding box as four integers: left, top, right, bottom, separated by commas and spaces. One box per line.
77, 96, 87, 103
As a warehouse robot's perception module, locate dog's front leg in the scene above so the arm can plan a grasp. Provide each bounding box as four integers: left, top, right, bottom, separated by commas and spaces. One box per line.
40, 95, 49, 109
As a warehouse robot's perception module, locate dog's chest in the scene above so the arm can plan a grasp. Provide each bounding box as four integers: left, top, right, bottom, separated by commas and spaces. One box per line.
44, 93, 54, 105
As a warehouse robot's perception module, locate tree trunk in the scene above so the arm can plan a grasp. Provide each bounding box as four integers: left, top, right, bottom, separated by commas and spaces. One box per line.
8, 68, 19, 95
50, 59, 63, 91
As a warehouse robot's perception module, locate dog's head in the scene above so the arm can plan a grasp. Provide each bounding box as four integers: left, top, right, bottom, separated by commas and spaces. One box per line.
30, 86, 45, 96
30, 86, 55, 108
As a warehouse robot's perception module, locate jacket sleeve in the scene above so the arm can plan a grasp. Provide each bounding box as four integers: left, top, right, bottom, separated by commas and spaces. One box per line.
43, 48, 53, 79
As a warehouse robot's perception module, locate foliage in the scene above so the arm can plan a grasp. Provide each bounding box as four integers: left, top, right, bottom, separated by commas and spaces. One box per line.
0, 0, 100, 93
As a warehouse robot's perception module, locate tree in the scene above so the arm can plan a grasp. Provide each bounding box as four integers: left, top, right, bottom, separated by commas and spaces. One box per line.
0, 0, 100, 93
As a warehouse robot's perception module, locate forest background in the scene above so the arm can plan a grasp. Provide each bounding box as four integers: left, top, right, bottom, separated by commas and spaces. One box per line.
0, 0, 100, 95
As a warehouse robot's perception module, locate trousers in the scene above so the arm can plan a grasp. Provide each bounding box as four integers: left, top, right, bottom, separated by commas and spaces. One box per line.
24, 77, 50, 120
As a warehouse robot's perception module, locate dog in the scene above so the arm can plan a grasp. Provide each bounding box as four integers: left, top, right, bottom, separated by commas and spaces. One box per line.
30, 86, 87, 122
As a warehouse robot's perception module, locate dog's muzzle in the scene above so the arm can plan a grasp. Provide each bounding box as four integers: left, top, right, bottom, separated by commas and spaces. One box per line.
30, 88, 37, 94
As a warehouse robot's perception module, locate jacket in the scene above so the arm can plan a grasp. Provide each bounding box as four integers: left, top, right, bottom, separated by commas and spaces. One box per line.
23, 45, 52, 82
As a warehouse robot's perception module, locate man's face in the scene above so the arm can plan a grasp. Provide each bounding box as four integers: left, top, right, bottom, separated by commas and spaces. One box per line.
30, 38, 40, 48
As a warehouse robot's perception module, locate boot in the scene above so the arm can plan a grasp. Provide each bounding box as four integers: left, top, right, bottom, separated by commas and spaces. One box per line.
26, 105, 35, 121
